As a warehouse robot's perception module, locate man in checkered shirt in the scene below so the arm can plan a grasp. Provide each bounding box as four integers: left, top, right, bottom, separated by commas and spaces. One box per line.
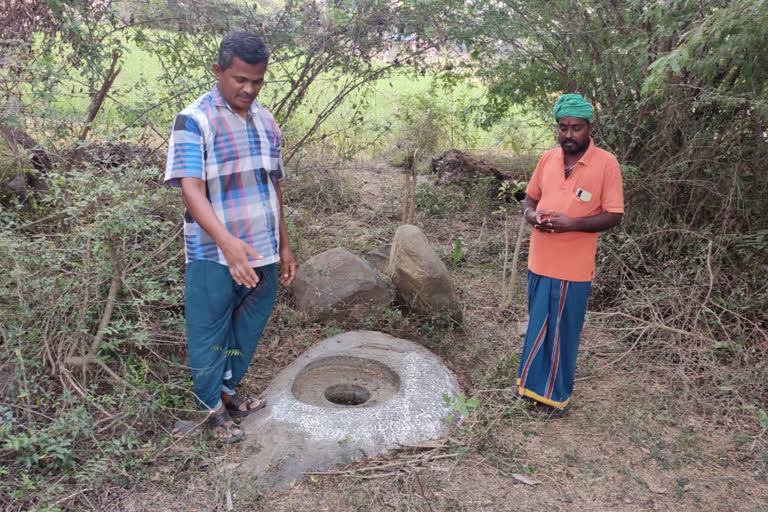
165, 31, 296, 443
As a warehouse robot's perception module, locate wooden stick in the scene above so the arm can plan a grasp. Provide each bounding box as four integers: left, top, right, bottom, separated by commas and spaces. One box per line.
65, 242, 122, 367
408, 149, 418, 223
501, 213, 526, 310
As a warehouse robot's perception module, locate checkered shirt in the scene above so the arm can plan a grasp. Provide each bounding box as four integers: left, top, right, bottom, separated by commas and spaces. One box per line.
165, 85, 284, 267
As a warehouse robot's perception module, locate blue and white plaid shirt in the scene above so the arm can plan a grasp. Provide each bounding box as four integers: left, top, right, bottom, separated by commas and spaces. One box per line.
165, 85, 284, 267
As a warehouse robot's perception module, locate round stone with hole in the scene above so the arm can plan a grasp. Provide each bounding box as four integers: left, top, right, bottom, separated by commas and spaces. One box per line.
235, 330, 462, 490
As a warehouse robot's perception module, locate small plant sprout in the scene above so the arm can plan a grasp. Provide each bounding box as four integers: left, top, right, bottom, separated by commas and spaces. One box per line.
442, 392, 481, 422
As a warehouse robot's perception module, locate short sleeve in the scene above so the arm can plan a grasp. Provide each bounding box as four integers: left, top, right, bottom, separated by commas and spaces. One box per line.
601, 158, 624, 213
264, 111, 284, 181
165, 114, 205, 188
525, 154, 546, 200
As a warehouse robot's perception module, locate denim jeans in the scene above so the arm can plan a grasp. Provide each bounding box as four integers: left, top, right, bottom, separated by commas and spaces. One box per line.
185, 261, 278, 411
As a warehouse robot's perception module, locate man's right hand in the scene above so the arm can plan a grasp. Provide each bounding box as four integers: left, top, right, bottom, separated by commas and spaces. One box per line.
220, 235, 263, 288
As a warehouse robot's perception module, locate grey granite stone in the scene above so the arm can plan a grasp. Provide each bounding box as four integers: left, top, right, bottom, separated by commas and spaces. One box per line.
233, 330, 461, 492
291, 247, 393, 320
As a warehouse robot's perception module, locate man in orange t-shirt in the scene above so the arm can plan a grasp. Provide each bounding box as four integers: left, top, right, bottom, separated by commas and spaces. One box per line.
510, 94, 624, 415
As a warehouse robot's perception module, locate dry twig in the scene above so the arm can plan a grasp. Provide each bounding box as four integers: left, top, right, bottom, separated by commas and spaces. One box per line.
304, 439, 461, 480
64, 242, 122, 368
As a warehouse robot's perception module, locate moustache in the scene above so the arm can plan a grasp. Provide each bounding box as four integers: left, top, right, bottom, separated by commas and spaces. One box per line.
561, 139, 577, 145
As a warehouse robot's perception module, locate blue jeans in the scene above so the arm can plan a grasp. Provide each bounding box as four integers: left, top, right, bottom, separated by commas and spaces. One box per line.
185, 261, 278, 411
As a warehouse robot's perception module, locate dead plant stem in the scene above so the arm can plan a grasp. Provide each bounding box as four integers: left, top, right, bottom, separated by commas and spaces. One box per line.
414, 471, 435, 512
123, 223, 183, 275
65, 242, 122, 368
501, 214, 509, 302
692, 240, 714, 330
597, 326, 650, 370
501, 213, 526, 310
590, 310, 719, 344
15, 348, 33, 427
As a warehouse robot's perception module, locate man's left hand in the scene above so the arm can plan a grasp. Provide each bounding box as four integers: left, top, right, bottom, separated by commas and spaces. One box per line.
279, 245, 297, 286
535, 210, 574, 233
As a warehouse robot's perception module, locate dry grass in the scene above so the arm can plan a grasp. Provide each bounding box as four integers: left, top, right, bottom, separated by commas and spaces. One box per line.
115, 158, 767, 511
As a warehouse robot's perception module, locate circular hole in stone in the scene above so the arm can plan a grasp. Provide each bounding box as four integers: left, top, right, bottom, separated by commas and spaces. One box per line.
292, 356, 401, 408
324, 384, 370, 406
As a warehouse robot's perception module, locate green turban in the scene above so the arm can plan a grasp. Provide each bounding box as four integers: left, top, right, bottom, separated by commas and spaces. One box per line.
553, 94, 594, 123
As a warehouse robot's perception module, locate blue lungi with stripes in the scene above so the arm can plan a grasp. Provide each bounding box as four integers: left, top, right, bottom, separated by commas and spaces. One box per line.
517, 270, 591, 408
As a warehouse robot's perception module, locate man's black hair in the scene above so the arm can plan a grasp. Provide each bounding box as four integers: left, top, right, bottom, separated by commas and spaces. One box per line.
218, 31, 269, 70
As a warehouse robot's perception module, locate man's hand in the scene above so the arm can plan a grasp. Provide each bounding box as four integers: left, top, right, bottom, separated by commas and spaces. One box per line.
279, 244, 296, 286
523, 207, 540, 228
220, 235, 263, 288
534, 210, 575, 233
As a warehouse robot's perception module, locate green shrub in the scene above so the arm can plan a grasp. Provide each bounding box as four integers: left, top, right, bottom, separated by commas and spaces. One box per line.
0, 160, 192, 506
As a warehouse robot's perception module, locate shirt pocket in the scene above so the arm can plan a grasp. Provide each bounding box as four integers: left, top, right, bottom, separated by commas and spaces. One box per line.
567, 186, 600, 217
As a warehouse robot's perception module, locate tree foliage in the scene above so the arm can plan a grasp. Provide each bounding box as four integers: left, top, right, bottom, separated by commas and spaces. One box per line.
426, 0, 768, 414
429, 0, 767, 222
1, 0, 767, 507
428, 0, 768, 308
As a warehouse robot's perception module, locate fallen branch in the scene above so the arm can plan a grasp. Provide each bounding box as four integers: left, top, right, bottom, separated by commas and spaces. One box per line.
64, 242, 122, 368
16, 212, 66, 231
304, 444, 461, 480
589, 310, 720, 345
510, 473, 540, 486
596, 325, 651, 370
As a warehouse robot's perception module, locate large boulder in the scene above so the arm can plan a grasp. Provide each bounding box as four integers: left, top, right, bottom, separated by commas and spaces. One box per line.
388, 225, 462, 322
292, 247, 393, 320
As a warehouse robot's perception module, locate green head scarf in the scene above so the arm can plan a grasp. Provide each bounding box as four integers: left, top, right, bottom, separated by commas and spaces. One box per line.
553, 94, 593, 123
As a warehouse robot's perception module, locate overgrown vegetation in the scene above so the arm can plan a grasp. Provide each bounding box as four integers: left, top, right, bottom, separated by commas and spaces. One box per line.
1, 0, 766, 509
426, 0, 768, 417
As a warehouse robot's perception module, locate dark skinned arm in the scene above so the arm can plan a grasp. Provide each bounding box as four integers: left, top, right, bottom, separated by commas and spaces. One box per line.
271, 176, 296, 286
522, 195, 540, 227
522, 193, 623, 233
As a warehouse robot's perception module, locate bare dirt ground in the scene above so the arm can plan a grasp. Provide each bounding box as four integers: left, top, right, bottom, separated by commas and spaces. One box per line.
118, 160, 768, 511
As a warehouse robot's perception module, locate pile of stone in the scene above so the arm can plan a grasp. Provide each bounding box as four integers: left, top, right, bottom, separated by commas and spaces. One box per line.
292, 224, 462, 322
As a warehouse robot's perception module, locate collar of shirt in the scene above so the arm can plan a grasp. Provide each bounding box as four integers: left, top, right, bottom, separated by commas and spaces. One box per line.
560, 137, 596, 170
211, 85, 260, 119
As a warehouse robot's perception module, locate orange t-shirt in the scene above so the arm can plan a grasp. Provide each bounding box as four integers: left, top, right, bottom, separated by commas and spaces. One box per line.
526, 139, 624, 282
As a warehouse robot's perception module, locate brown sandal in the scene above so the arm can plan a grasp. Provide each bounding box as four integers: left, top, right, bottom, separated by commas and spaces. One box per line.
207, 410, 245, 444
225, 391, 267, 418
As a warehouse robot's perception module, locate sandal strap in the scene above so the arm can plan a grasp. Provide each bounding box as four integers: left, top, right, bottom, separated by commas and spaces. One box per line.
228, 391, 254, 409
208, 409, 236, 429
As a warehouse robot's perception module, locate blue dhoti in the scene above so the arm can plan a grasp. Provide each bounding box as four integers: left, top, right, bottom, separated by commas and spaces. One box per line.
517, 271, 591, 408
